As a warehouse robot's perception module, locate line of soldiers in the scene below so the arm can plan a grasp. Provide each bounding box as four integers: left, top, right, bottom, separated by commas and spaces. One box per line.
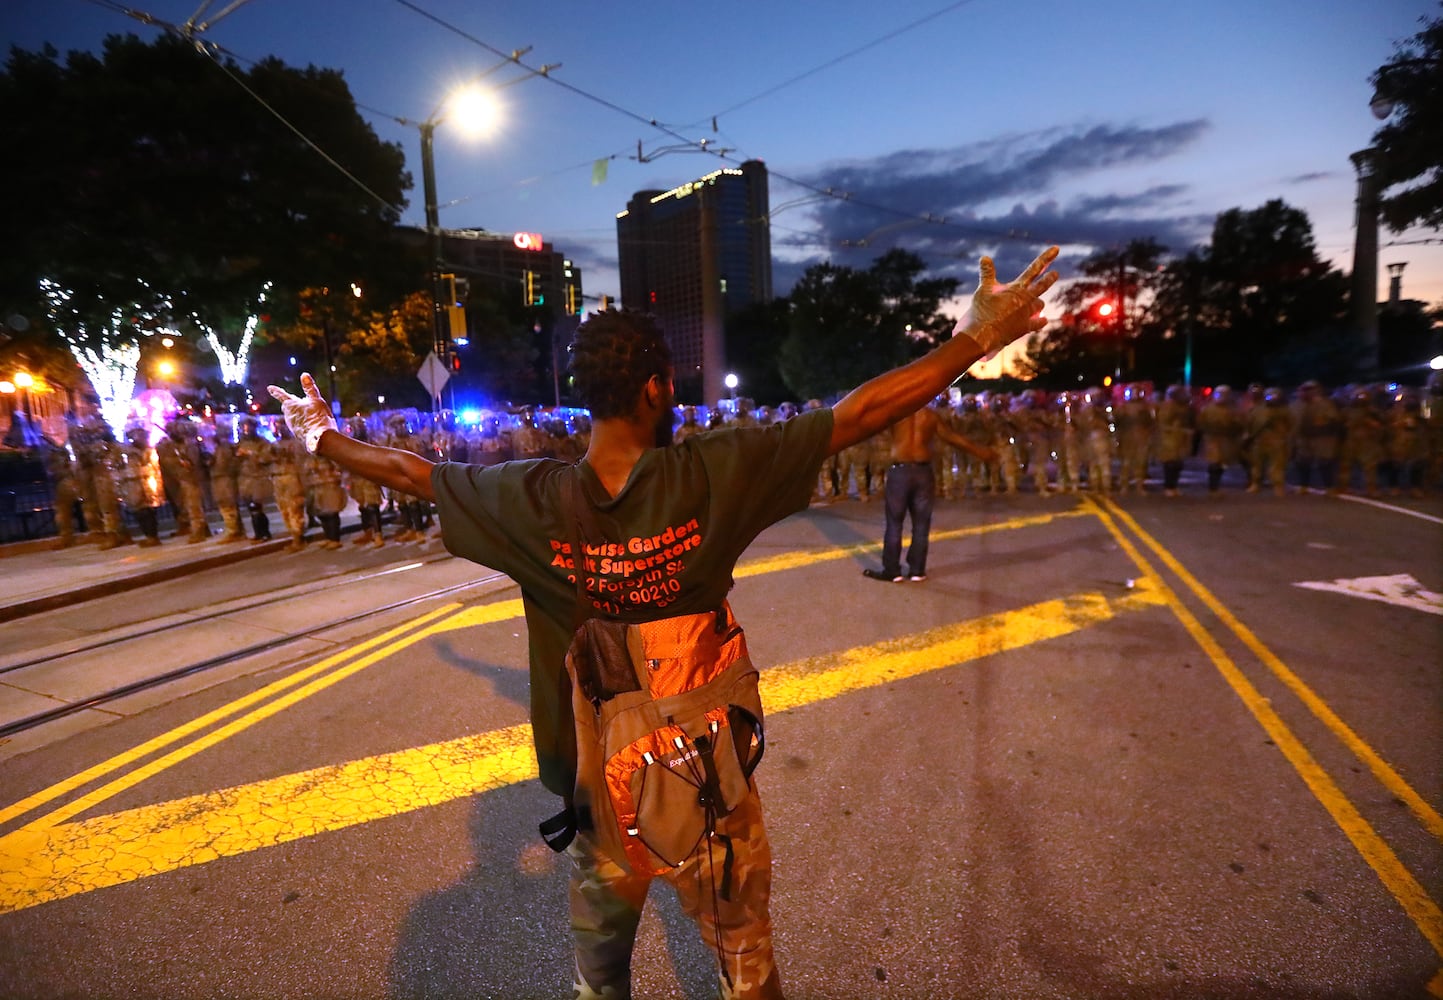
808, 374, 1443, 502
38, 412, 448, 552
29, 373, 1443, 554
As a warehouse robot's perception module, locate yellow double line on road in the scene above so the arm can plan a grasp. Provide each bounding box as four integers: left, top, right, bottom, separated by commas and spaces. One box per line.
0, 508, 1129, 914
1090, 496, 1443, 992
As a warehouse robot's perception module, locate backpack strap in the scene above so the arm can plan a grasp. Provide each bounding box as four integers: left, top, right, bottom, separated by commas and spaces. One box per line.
541, 466, 593, 854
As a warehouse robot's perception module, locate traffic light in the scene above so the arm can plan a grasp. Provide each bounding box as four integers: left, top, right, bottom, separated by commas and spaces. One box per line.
449, 352, 462, 373
524, 270, 545, 306
565, 284, 577, 316
440, 273, 457, 306
598, 294, 612, 311
1089, 298, 1119, 325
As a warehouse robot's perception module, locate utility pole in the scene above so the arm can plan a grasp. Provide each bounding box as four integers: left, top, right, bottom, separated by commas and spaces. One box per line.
420, 122, 447, 413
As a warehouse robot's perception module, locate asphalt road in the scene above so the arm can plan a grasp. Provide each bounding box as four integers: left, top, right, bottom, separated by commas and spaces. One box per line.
0, 488, 1439, 1000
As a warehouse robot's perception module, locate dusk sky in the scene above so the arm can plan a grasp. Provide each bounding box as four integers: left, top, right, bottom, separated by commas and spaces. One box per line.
6, 0, 1441, 334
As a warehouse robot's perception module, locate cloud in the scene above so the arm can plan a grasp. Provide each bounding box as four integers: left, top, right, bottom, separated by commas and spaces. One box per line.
772, 119, 1215, 291
1284, 170, 1334, 185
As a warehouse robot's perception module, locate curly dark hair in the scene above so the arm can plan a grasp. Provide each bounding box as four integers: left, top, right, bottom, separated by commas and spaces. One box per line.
567, 309, 673, 419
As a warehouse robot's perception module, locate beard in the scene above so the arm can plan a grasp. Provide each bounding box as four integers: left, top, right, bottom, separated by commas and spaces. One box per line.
653, 382, 676, 448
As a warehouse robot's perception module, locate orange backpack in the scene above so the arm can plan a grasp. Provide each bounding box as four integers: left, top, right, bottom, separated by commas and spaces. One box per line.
540, 474, 765, 880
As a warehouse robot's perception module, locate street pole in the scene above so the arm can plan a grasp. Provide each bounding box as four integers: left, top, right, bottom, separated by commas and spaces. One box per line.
1349, 149, 1381, 378
421, 122, 447, 413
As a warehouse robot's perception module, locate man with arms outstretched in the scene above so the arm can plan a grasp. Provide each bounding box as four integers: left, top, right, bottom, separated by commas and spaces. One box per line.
270, 247, 1058, 1000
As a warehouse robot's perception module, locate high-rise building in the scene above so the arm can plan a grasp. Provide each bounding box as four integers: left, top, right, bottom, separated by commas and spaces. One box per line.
616, 159, 771, 404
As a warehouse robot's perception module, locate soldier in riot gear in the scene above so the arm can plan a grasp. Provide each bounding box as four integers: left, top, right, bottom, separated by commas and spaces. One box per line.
1338, 386, 1386, 496
673, 405, 703, 444
305, 445, 348, 550
1156, 385, 1194, 497
209, 426, 247, 542
1075, 387, 1115, 493
40, 434, 81, 547
1385, 387, 1428, 497
155, 420, 192, 538
1197, 386, 1245, 495
165, 418, 212, 542
118, 425, 164, 546
1292, 380, 1342, 493
236, 416, 274, 542
270, 421, 309, 552
1115, 383, 1156, 495
347, 419, 386, 546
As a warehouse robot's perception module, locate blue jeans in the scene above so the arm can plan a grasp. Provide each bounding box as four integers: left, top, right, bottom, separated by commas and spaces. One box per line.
881, 462, 935, 578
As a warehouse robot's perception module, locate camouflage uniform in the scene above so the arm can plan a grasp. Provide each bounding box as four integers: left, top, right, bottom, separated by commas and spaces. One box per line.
568, 784, 781, 1000
1291, 381, 1342, 492
209, 433, 246, 541
1075, 389, 1115, 493
305, 449, 348, 550
346, 420, 387, 546
387, 415, 434, 541
69, 422, 101, 540
1385, 390, 1428, 497
40, 437, 80, 547
1196, 387, 1245, 494
1338, 389, 1386, 496
236, 419, 275, 541
85, 427, 132, 549
270, 427, 309, 552
837, 439, 867, 500
118, 427, 164, 546
512, 411, 553, 459
985, 395, 1020, 494
1053, 393, 1083, 493
1248, 390, 1295, 495
957, 397, 991, 496
1115, 386, 1156, 495
166, 420, 212, 542
865, 430, 891, 500
155, 427, 191, 538
673, 407, 704, 445
1155, 386, 1194, 496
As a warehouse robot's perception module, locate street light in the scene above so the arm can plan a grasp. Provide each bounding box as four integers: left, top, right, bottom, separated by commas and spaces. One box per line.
724, 372, 739, 403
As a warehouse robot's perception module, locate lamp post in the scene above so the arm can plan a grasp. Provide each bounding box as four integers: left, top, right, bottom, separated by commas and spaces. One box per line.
419, 120, 446, 372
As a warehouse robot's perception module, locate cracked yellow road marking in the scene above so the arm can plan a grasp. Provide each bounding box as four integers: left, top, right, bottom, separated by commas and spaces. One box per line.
0, 580, 1163, 913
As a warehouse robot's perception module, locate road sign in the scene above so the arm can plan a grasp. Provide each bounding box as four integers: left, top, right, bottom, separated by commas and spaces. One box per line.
417, 351, 450, 399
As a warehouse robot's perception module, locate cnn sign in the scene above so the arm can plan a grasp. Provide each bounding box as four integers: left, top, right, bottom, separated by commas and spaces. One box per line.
513, 232, 544, 252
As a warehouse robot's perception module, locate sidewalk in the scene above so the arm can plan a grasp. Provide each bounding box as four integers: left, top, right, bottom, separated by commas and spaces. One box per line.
0, 502, 380, 624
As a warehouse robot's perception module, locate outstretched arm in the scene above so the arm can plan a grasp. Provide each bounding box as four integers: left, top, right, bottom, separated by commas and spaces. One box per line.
267, 374, 437, 501
829, 247, 1058, 455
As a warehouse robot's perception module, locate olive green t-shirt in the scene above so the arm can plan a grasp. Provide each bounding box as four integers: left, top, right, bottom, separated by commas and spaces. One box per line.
431, 407, 833, 794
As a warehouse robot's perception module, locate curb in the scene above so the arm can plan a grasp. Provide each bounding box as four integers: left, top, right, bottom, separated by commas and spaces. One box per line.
0, 537, 291, 624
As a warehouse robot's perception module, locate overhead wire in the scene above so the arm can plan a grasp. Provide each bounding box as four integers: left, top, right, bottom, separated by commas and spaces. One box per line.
386, 0, 1045, 253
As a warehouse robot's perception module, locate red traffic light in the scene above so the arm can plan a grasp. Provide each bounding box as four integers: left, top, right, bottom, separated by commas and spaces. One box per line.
1094, 300, 1116, 318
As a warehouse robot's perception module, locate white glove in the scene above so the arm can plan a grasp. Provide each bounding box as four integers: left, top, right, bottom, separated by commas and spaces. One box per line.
267, 373, 338, 453
956, 246, 1060, 356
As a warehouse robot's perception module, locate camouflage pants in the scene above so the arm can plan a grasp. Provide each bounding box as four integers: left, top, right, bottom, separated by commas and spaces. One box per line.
567, 784, 782, 1000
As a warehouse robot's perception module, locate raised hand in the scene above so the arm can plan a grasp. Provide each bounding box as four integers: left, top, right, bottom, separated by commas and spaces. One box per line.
961, 246, 1060, 355
267, 373, 338, 453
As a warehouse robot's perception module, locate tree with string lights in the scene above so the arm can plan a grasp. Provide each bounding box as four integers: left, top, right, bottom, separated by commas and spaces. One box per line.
0, 33, 415, 431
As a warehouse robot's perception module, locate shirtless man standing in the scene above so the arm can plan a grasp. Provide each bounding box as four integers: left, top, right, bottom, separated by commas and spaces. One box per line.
863, 399, 996, 583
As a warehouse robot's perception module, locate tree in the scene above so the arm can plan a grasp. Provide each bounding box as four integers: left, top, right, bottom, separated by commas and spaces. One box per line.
1192, 200, 1350, 384
776, 250, 958, 401
1370, 8, 1443, 233
0, 34, 414, 428
724, 298, 792, 406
